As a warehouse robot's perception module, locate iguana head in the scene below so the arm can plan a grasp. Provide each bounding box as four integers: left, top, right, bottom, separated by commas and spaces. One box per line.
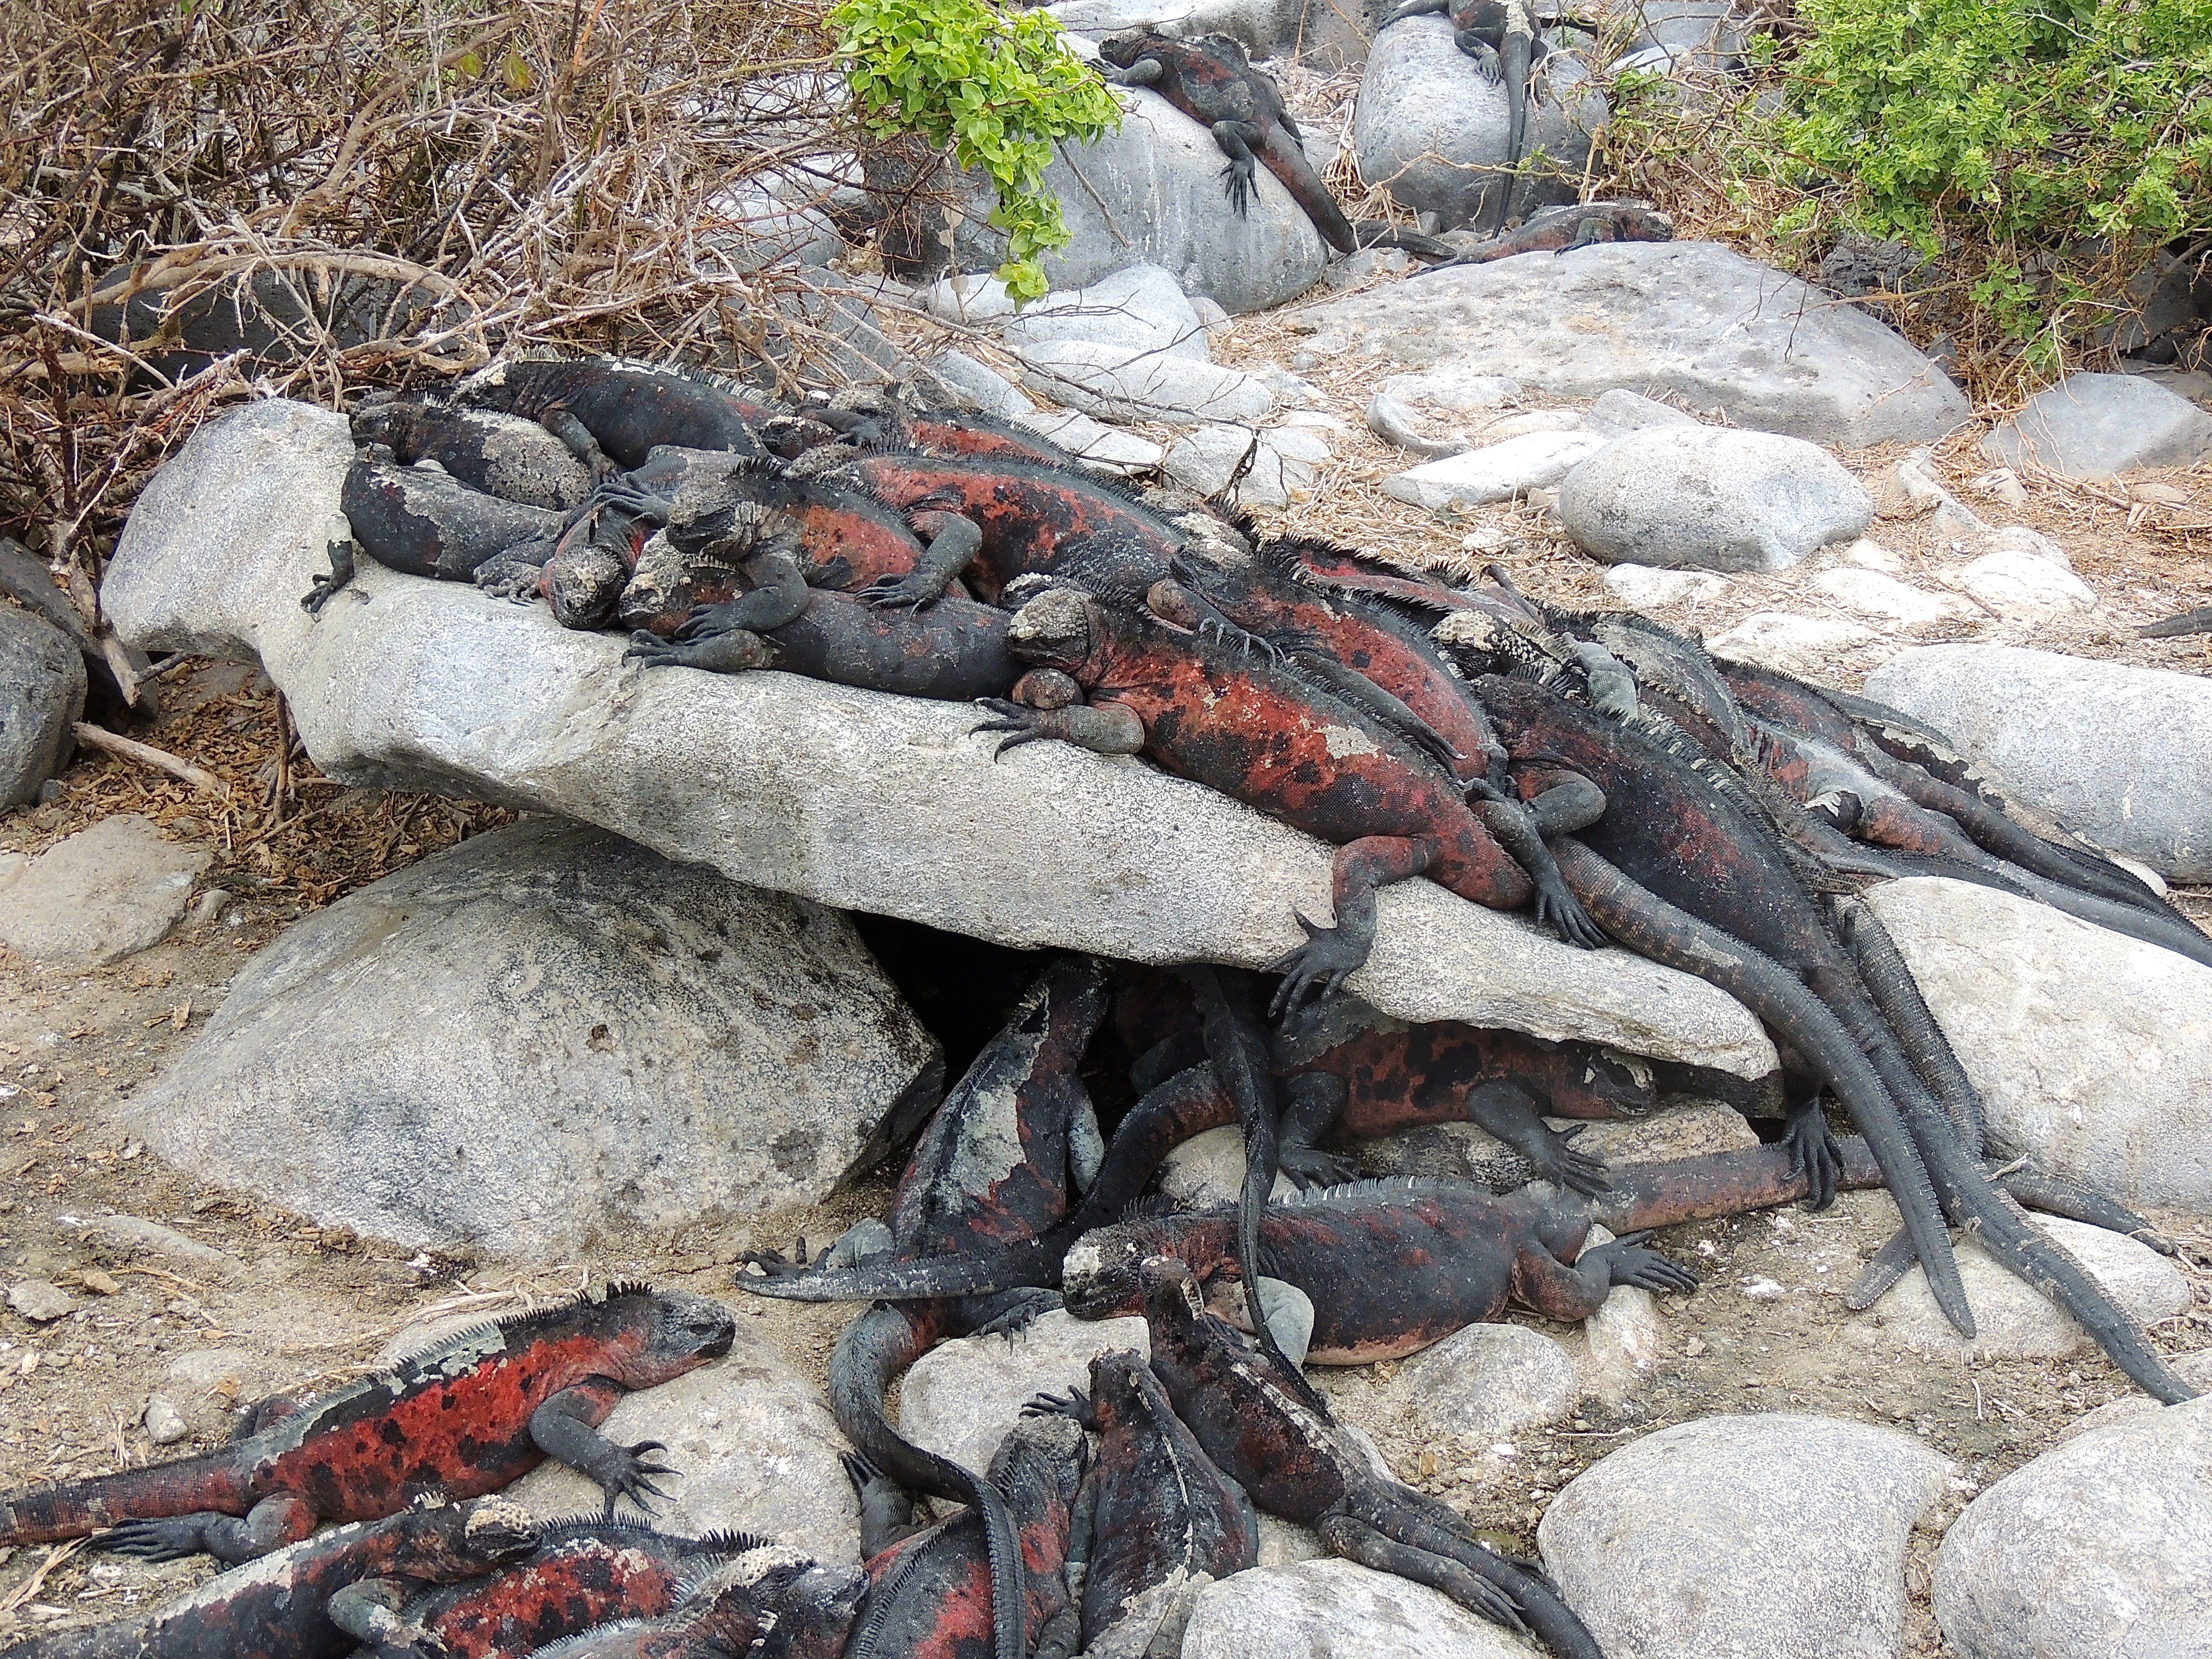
1006, 583, 1103, 678
602, 1286, 737, 1384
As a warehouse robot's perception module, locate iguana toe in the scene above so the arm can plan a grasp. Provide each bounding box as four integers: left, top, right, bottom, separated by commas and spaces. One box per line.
98, 1518, 208, 1562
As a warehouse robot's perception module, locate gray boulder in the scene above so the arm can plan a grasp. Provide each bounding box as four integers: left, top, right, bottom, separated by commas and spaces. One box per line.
122, 816, 942, 1256
100, 400, 1780, 1077
1865, 877, 2212, 1214
1559, 425, 1874, 571
0, 604, 85, 803
923, 349, 1034, 421
1, 535, 153, 715
1182, 1558, 1534, 1659
1538, 1413, 1950, 1659
1387, 1321, 1580, 1439
0, 813, 209, 967
507, 1313, 860, 1564
1354, 18, 1604, 229
1934, 1396, 2212, 1659
1000, 262, 1212, 361
1300, 241, 1972, 445
900, 1310, 1151, 1478
951, 89, 1329, 314
1864, 646, 2212, 880
1952, 544, 2098, 621
1383, 430, 1610, 510
1981, 372, 2212, 480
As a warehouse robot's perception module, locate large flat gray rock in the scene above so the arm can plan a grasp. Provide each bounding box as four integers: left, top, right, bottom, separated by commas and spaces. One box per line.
124, 816, 941, 1256
0, 813, 209, 967
1300, 241, 1972, 446
1538, 1413, 1949, 1659
1354, 16, 1602, 228
1934, 1396, 2212, 1659
951, 90, 1329, 314
1182, 1558, 1536, 1659
1865, 646, 2212, 880
1866, 877, 2212, 1214
1981, 372, 2212, 480
100, 399, 1779, 1078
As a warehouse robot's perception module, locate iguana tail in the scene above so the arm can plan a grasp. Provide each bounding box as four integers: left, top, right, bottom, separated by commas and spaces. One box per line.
1491, 28, 1532, 234
1, 1454, 254, 1547
1589, 1136, 1886, 1235
1257, 132, 1357, 253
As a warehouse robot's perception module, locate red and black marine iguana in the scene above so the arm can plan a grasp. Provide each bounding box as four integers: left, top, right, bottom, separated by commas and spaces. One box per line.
1094, 31, 1451, 259
0, 1286, 733, 1563
1131, 1255, 1603, 1658
0, 1497, 541, 1659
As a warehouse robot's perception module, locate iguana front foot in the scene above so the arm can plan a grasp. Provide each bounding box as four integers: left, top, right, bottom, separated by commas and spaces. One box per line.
1021, 1387, 1096, 1429
1589, 1230, 1700, 1294
973, 697, 1059, 757
473, 553, 549, 602
1457, 36, 1505, 79
1279, 1142, 1358, 1189
585, 1438, 678, 1517
1536, 1122, 1611, 1196
1267, 911, 1373, 1017
626, 626, 770, 676
1220, 156, 1258, 217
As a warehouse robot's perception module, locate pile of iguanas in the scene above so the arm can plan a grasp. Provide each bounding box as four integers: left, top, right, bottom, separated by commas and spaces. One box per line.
64, 265, 2189, 1655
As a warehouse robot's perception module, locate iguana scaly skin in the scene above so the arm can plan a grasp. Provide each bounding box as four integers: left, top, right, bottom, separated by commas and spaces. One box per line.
829, 1416, 1087, 1659
454, 357, 764, 470
1025, 1350, 1257, 1659
349, 395, 597, 509
374, 1517, 761, 1659
0, 1499, 539, 1659
489, 1575, 802, 1659
1417, 202, 1675, 272
0, 1286, 734, 1562
1132, 1257, 1603, 1658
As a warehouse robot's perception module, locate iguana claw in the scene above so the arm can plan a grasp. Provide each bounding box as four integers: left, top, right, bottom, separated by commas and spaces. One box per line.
1267, 911, 1369, 1018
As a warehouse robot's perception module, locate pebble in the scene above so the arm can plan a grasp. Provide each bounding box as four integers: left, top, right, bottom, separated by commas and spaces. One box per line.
1601, 565, 1729, 608
142, 1394, 191, 1445
7, 1280, 77, 1323
1979, 372, 2212, 480
1157, 1125, 1296, 1209
1539, 1413, 1950, 1659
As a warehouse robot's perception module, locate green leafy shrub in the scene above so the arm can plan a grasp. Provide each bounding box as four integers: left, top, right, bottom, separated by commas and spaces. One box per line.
1778, 0, 2211, 367
830, 0, 1121, 301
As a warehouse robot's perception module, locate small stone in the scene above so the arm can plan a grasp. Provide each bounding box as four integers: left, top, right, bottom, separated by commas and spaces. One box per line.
1254, 1514, 1327, 1567
1015, 409, 1164, 473
7, 1279, 76, 1322
1966, 468, 2031, 509
1014, 338, 1275, 425
1602, 565, 1728, 608
1707, 613, 1881, 674
1953, 547, 2097, 621
1934, 1396, 2212, 1658
1157, 1125, 1297, 1210
1540, 1413, 1950, 1658
1560, 427, 1875, 572
78, 1269, 120, 1296
901, 1309, 1151, 1479
1812, 567, 1974, 626
999, 264, 1211, 362
1586, 387, 1701, 434
187, 888, 230, 927
0, 814, 212, 967
143, 1394, 190, 1445
919, 272, 1013, 324
1390, 1322, 1578, 1439
1383, 430, 1611, 510
1838, 536, 1901, 571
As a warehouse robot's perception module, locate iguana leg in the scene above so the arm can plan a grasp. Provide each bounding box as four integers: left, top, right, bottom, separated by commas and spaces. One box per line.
1468, 777, 1609, 949
860, 509, 982, 610
971, 697, 1146, 758
1210, 121, 1265, 217
540, 407, 619, 482
842, 1449, 930, 1557
473, 536, 557, 602
1349, 1498, 1606, 1659
1098, 55, 1164, 86
529, 1380, 680, 1517
1456, 36, 1505, 78
1268, 835, 1437, 1017
1277, 1070, 1356, 1188
627, 625, 773, 675
1558, 214, 1615, 254
1778, 1089, 1845, 1210
1464, 1079, 1611, 1194
99, 1492, 317, 1564
325, 1577, 422, 1647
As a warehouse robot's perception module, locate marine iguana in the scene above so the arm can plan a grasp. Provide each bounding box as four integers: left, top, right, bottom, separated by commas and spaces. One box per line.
1130, 1255, 1601, 1657
2140, 604, 2212, 637
976, 582, 1606, 1007
825, 1414, 1087, 1659
304, 447, 568, 613
1023, 1350, 1258, 1659
752, 958, 1112, 1659
363, 1517, 760, 1659
1094, 32, 1450, 258
473, 1576, 796, 1659
453, 357, 764, 470
0, 1498, 540, 1659
0, 1286, 734, 1562
1459, 672, 2197, 1403
350, 394, 600, 508
1416, 201, 1675, 272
